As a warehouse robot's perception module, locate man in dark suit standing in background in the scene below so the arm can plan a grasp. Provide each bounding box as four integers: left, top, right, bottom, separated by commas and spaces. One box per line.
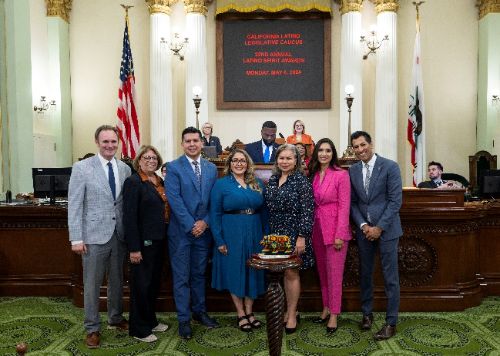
68, 125, 131, 349
165, 126, 219, 339
348, 131, 402, 341
245, 120, 280, 163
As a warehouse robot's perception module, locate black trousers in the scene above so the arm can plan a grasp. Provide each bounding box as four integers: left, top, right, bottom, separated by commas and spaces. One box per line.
129, 239, 165, 338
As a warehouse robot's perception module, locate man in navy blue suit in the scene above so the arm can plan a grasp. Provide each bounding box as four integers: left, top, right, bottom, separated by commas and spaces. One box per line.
165, 127, 219, 339
348, 131, 402, 341
245, 120, 280, 163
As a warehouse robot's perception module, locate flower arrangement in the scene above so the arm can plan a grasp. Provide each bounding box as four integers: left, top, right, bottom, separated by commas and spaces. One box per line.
260, 235, 292, 255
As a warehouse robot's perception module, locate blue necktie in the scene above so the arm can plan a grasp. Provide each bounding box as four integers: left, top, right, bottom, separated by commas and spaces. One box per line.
107, 162, 116, 200
263, 145, 270, 163
192, 161, 201, 188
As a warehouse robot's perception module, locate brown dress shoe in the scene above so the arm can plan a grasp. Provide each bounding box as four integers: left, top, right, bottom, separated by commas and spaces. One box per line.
374, 324, 396, 340
85, 331, 100, 349
360, 314, 373, 330
107, 318, 129, 331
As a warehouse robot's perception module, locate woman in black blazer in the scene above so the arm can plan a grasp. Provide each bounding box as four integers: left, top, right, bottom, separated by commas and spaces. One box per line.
123, 145, 170, 343
201, 122, 223, 155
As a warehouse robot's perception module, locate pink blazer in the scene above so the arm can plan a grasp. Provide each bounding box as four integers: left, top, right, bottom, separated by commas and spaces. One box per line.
312, 167, 352, 245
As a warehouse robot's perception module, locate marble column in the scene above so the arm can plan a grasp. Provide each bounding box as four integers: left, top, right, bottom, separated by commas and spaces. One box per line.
45, 0, 72, 167
339, 0, 363, 152
183, 0, 208, 129
477, 0, 500, 156
146, 0, 174, 161
373, 0, 398, 161
3, 0, 34, 193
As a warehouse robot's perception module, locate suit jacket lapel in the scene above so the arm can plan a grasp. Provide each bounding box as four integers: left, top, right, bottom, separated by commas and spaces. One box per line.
92, 156, 113, 199
317, 169, 334, 205
354, 162, 365, 200
181, 156, 201, 194
368, 156, 383, 200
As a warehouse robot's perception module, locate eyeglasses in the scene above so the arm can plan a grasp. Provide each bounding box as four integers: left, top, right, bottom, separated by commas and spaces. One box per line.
142, 155, 158, 161
295, 124, 303, 127
231, 159, 247, 164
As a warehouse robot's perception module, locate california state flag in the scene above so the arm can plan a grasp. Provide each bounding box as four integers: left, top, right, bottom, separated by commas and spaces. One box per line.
407, 28, 426, 187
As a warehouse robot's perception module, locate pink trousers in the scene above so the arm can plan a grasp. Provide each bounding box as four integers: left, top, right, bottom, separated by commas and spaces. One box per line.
312, 227, 349, 314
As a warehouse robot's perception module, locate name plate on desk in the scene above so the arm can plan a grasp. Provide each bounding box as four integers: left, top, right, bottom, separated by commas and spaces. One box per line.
402, 187, 466, 208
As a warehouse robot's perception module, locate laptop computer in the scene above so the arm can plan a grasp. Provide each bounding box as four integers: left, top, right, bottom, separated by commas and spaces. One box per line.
202, 146, 218, 158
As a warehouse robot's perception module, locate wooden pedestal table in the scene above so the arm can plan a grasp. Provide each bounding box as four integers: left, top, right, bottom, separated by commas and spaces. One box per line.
247, 254, 302, 356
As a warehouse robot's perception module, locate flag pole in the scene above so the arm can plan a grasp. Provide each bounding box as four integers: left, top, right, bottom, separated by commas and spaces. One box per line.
120, 4, 133, 32
412, 1, 424, 31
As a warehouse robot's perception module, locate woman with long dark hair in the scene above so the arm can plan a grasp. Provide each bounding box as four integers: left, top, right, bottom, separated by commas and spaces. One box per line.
308, 138, 351, 334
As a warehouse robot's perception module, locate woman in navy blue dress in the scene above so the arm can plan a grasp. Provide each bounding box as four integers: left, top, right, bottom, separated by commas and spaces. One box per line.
265, 144, 314, 334
210, 149, 266, 332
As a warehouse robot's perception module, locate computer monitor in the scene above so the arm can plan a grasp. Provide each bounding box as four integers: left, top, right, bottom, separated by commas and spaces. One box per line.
479, 169, 500, 198
202, 146, 218, 158
32, 167, 72, 203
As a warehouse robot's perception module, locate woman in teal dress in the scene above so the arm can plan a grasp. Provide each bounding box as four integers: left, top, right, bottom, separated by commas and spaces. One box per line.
210, 149, 266, 332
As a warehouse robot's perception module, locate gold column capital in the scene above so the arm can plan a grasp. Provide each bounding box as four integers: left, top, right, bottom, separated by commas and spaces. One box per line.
183, 0, 209, 15
477, 0, 500, 19
340, 0, 363, 15
370, 0, 399, 14
45, 0, 72, 23
146, 0, 177, 15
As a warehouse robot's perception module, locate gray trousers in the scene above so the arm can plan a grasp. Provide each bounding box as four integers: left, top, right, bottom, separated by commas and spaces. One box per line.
82, 232, 126, 333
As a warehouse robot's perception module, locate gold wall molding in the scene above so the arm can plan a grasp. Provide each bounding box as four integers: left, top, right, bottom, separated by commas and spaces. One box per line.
477, 0, 500, 19
340, 0, 363, 15
183, 0, 209, 15
146, 0, 178, 15
371, 0, 399, 14
45, 0, 72, 23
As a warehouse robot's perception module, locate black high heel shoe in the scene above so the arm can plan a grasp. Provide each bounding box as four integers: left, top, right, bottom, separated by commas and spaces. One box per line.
284, 314, 300, 334
312, 314, 330, 324
326, 326, 338, 334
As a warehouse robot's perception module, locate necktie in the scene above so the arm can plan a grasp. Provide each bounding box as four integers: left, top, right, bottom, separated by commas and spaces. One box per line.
364, 163, 371, 195
192, 161, 201, 187
263, 145, 270, 163
107, 162, 116, 200
436, 180, 442, 187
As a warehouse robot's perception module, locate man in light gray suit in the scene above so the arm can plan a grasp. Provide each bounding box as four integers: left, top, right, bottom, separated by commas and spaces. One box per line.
349, 131, 402, 341
68, 125, 132, 349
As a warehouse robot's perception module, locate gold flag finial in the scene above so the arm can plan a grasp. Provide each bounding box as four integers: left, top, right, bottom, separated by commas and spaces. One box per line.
412, 1, 424, 30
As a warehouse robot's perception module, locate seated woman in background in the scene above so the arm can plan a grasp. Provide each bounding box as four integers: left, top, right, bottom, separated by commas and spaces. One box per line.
286, 120, 314, 147
308, 138, 351, 334
201, 122, 223, 155
295, 142, 310, 172
123, 145, 170, 343
210, 149, 266, 332
265, 144, 314, 335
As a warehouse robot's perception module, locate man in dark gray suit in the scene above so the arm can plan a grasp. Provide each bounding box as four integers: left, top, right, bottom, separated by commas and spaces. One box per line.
349, 131, 402, 341
68, 125, 131, 349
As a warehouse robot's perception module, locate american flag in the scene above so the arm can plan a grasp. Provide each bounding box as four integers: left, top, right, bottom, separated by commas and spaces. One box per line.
116, 16, 140, 159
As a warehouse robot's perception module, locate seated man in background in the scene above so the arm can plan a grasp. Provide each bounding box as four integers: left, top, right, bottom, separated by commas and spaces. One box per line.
418, 161, 462, 188
245, 121, 280, 163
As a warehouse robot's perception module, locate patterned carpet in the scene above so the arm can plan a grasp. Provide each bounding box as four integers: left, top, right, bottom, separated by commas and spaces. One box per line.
0, 297, 499, 355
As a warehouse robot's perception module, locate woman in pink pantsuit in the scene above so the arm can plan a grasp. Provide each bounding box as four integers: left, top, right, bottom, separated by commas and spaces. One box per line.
308, 138, 352, 334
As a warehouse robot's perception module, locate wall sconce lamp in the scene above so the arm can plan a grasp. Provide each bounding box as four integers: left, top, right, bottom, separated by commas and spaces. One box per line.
192, 86, 202, 130
33, 96, 56, 114
342, 85, 356, 159
160, 33, 189, 61
360, 25, 389, 60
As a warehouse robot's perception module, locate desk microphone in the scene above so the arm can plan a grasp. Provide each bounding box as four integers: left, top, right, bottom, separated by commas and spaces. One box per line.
279, 133, 285, 139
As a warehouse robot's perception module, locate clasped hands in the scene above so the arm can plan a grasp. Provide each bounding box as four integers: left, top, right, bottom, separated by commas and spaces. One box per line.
191, 220, 208, 238
362, 224, 382, 241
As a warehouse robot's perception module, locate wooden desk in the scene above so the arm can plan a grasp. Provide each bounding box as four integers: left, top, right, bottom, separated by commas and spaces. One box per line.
0, 191, 498, 312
